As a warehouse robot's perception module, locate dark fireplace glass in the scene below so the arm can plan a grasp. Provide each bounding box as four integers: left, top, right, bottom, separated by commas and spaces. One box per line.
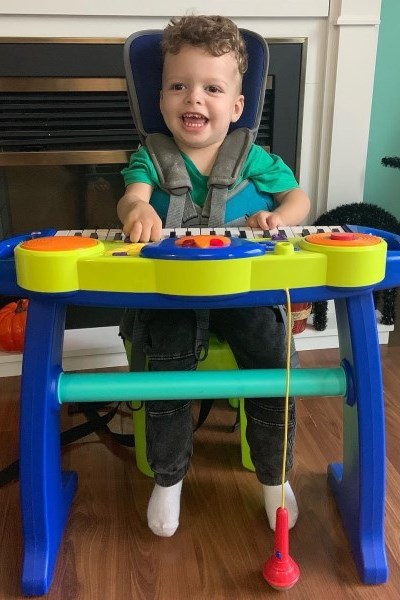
0, 163, 127, 327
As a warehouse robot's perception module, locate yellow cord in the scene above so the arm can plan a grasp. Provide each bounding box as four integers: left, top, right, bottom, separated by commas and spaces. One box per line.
281, 288, 292, 509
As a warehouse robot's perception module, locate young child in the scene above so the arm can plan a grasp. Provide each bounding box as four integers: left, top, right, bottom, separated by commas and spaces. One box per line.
118, 15, 311, 538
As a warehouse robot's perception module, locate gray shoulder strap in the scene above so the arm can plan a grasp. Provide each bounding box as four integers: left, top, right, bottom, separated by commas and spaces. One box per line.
146, 133, 199, 228
204, 128, 253, 226
146, 133, 191, 195
208, 128, 253, 188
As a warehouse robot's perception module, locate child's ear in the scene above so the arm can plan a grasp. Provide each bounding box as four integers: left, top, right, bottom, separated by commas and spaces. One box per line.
159, 90, 166, 118
231, 95, 244, 123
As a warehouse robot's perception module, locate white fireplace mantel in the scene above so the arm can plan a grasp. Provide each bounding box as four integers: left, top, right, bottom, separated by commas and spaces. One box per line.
0, 1, 330, 18
0, 0, 382, 221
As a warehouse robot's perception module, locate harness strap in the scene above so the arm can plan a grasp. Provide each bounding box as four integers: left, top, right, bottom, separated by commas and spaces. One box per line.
208, 128, 253, 188
206, 187, 230, 227
203, 128, 253, 226
0, 403, 132, 487
146, 133, 191, 195
166, 193, 203, 229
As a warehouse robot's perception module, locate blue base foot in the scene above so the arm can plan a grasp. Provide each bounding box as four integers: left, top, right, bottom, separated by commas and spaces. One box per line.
21, 471, 78, 596
328, 462, 388, 584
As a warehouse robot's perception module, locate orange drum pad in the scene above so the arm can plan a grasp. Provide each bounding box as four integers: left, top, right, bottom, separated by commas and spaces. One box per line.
305, 232, 382, 247
20, 236, 99, 252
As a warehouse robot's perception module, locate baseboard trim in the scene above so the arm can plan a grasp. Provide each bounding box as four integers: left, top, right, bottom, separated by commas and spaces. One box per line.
0, 312, 394, 379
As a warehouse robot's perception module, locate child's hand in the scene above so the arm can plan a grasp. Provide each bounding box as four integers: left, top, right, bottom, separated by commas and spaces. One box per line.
122, 200, 162, 242
246, 210, 286, 230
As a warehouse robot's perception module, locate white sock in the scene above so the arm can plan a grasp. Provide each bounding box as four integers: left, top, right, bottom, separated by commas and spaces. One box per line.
147, 480, 183, 537
263, 481, 298, 531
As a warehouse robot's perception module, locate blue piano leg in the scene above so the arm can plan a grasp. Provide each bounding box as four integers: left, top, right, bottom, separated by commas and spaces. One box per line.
328, 293, 388, 583
19, 298, 77, 596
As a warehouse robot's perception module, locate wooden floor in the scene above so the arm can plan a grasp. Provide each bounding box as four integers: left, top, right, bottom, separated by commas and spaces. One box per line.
1, 346, 400, 599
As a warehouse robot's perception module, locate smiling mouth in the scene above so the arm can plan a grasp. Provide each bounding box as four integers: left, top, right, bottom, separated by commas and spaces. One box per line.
182, 113, 209, 128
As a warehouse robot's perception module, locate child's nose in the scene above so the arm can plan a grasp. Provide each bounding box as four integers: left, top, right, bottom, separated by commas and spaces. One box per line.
185, 88, 202, 104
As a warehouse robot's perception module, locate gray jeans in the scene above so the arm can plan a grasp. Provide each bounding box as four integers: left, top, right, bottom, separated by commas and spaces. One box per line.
120, 306, 298, 487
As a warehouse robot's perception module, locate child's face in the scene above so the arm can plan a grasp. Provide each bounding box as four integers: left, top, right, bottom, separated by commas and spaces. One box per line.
160, 45, 244, 154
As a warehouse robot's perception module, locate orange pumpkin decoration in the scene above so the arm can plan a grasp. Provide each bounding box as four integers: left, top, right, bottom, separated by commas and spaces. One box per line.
0, 299, 29, 352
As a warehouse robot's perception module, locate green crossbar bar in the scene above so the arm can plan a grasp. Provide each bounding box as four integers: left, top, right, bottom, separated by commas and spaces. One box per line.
58, 368, 346, 403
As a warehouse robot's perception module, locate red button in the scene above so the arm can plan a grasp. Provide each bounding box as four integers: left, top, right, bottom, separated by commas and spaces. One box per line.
330, 232, 357, 241
180, 238, 196, 247
209, 237, 225, 247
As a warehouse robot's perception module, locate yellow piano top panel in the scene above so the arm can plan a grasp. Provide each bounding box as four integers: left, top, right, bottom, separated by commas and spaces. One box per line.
14, 233, 387, 295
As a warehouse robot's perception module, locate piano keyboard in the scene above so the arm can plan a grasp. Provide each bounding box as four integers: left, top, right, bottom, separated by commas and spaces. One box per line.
14, 224, 387, 296
54, 225, 346, 242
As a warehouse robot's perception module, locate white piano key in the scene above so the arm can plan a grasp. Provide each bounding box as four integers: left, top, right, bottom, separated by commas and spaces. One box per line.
200, 227, 213, 235
106, 228, 123, 241
291, 225, 316, 237
162, 228, 176, 238
174, 228, 187, 237
251, 228, 266, 239
302, 225, 317, 235
290, 226, 304, 236
55, 230, 70, 236
226, 227, 240, 237
95, 229, 109, 240
212, 228, 226, 236
188, 227, 201, 236
277, 226, 295, 239
239, 227, 253, 238
286, 227, 300, 238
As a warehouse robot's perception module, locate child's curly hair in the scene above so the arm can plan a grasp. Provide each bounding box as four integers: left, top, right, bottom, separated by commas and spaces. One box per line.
161, 15, 248, 76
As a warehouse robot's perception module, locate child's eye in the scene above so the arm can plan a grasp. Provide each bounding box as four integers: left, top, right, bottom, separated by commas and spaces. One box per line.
206, 85, 222, 94
170, 83, 185, 91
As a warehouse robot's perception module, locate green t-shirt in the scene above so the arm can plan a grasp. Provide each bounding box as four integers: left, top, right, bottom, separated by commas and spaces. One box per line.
121, 143, 298, 207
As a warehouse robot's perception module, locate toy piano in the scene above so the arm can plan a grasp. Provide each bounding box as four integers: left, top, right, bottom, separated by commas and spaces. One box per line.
1, 224, 400, 595
0, 225, 395, 301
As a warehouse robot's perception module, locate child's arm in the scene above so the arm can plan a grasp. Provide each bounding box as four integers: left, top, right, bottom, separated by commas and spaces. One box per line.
245, 188, 311, 230
117, 182, 163, 242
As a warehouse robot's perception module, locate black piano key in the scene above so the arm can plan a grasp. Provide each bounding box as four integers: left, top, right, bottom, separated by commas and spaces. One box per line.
169, 231, 176, 238
74, 232, 82, 236
239, 230, 247, 238
317, 228, 325, 233
224, 230, 232, 237
90, 232, 98, 239
113, 232, 123, 241
302, 228, 311, 236
263, 230, 271, 238
185, 230, 192, 236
